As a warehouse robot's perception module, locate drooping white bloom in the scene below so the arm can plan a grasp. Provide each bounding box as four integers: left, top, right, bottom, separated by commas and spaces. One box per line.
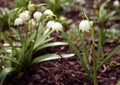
3, 43, 10, 46
14, 18, 23, 26
46, 21, 55, 29
113, 0, 120, 7
33, 11, 42, 22
44, 9, 53, 15
19, 10, 29, 21
79, 20, 90, 32
52, 22, 63, 32
46, 21, 62, 32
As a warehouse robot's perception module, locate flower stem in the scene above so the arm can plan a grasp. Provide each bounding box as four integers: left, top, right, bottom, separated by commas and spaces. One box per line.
91, 26, 98, 85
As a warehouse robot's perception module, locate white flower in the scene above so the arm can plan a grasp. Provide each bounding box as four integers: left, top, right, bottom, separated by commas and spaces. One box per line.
3, 43, 10, 46
19, 10, 29, 21
46, 20, 55, 29
44, 9, 53, 15
113, 0, 120, 7
33, 11, 42, 22
79, 20, 90, 32
46, 21, 62, 32
52, 22, 63, 32
14, 18, 23, 26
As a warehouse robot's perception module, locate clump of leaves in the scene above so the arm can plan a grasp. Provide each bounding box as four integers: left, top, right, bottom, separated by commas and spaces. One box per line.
45, 0, 72, 15
63, 14, 120, 85
105, 28, 120, 43
14, 0, 32, 8
0, 2, 69, 85
66, 24, 80, 46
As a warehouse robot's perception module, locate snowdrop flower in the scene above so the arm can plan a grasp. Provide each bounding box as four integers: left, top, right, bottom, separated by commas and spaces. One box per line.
52, 22, 63, 32
33, 11, 42, 22
19, 10, 29, 21
113, 0, 120, 7
79, 20, 90, 32
3, 43, 10, 46
14, 18, 23, 26
46, 20, 55, 29
44, 9, 53, 15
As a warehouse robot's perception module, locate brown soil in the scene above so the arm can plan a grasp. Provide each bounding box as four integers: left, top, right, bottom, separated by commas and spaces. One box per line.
3, 43, 120, 85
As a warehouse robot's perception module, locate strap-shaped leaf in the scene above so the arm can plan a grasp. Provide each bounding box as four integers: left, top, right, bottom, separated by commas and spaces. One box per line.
0, 67, 15, 85
97, 45, 120, 70
32, 53, 74, 64
35, 42, 68, 52
78, 28, 89, 64
62, 31, 92, 79
0, 56, 21, 66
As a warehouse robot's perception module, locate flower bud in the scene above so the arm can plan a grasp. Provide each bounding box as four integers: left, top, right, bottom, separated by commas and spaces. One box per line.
33, 11, 42, 22
14, 18, 23, 26
44, 9, 53, 15
19, 10, 29, 21
79, 20, 90, 32
113, 0, 120, 7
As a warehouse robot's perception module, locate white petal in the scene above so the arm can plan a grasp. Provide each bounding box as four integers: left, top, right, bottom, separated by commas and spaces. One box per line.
46, 21, 55, 29
14, 18, 23, 26
52, 22, 63, 32
113, 0, 120, 7
19, 10, 29, 21
44, 9, 53, 15
33, 11, 42, 22
79, 20, 90, 32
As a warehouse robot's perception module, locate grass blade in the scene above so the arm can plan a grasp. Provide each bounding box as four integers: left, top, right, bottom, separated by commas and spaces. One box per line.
0, 56, 21, 65
78, 29, 89, 64
32, 53, 74, 64
97, 45, 120, 70
35, 42, 68, 52
0, 67, 15, 85
62, 31, 92, 79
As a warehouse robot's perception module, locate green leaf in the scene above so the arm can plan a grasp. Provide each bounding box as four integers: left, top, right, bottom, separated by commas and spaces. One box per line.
97, 45, 120, 70
32, 53, 74, 64
35, 42, 68, 52
97, 29, 102, 64
105, 11, 116, 20
10, 28, 20, 40
116, 80, 120, 85
33, 29, 53, 49
62, 31, 92, 79
78, 29, 89, 64
0, 67, 15, 85
0, 56, 21, 66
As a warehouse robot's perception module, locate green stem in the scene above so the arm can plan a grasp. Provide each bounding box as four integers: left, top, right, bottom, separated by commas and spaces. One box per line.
91, 26, 98, 85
